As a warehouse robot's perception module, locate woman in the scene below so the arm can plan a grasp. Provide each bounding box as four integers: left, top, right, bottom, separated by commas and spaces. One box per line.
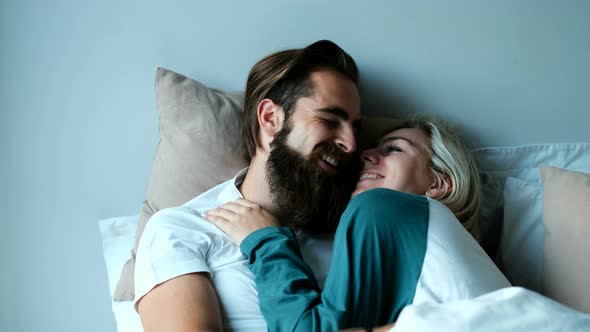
205, 117, 510, 331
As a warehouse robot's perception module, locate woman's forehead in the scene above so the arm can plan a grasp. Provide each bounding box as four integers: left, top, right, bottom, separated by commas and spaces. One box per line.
380, 128, 428, 145
378, 128, 432, 155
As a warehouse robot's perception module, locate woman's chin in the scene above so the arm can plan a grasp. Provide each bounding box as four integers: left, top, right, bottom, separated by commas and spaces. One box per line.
351, 186, 370, 197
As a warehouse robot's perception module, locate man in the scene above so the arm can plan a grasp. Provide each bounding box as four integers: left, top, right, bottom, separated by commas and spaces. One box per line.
134, 40, 363, 331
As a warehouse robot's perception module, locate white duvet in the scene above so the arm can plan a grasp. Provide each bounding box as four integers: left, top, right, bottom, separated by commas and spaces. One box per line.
100, 216, 590, 332
393, 287, 590, 332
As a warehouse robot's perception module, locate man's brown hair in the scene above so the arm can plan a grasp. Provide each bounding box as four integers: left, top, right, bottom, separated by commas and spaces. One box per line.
242, 40, 359, 160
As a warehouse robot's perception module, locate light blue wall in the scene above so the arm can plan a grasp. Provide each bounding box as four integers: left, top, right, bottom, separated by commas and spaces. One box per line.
2, 1, 589, 331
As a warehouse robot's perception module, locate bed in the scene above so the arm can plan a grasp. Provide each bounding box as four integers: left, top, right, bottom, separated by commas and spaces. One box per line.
100, 216, 143, 332
99, 68, 590, 331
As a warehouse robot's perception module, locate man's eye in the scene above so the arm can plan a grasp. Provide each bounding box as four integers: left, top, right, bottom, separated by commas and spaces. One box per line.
353, 123, 362, 135
320, 118, 340, 129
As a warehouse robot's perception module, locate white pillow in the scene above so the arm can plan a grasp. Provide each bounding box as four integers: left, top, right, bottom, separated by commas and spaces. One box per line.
500, 177, 543, 292
473, 143, 590, 260
99, 216, 143, 332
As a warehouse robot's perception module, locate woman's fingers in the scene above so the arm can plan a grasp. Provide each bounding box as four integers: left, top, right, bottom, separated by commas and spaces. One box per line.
233, 198, 258, 208
203, 198, 279, 246
209, 199, 265, 222
217, 202, 246, 214
205, 207, 237, 222
216, 201, 258, 215
204, 211, 233, 235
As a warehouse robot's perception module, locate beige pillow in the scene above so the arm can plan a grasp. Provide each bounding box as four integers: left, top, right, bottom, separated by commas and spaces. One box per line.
113, 67, 401, 301
541, 165, 590, 313
113, 68, 247, 301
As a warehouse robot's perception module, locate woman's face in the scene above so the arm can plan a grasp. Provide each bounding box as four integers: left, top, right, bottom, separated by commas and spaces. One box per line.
352, 128, 435, 197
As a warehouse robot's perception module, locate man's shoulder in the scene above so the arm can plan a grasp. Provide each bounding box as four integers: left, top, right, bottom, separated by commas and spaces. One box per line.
182, 176, 242, 211
147, 175, 239, 228
141, 176, 241, 245
143, 206, 219, 240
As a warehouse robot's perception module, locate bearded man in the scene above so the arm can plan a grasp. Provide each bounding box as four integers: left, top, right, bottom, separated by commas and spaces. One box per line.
134, 40, 362, 331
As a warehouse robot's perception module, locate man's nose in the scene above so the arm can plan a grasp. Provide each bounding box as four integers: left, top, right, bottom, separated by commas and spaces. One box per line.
335, 126, 357, 153
361, 149, 378, 165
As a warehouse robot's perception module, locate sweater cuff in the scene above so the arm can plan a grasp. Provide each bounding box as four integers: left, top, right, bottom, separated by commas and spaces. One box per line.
240, 226, 294, 259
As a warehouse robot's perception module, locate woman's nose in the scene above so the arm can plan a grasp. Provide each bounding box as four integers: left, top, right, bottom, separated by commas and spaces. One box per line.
361, 149, 378, 165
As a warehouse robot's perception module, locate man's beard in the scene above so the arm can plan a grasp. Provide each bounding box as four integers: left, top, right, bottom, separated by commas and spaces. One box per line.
266, 125, 360, 235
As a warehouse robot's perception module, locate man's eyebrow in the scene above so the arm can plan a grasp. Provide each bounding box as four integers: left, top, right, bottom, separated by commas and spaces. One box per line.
316, 107, 349, 119
315, 107, 362, 129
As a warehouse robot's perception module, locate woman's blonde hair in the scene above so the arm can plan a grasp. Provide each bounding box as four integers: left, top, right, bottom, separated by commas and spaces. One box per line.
390, 116, 481, 241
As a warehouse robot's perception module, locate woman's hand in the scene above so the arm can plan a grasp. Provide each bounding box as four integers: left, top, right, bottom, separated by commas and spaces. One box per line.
204, 198, 279, 246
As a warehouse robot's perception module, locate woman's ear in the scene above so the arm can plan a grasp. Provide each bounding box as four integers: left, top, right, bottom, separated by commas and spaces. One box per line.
257, 98, 285, 151
425, 172, 453, 199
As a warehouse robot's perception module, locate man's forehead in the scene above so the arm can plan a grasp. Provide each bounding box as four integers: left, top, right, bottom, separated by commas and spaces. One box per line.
295, 70, 361, 121
315, 106, 354, 120
315, 107, 362, 127
295, 95, 360, 117
309, 69, 360, 101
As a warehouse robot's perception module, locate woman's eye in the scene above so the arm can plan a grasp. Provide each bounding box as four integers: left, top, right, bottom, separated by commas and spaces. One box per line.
384, 145, 402, 153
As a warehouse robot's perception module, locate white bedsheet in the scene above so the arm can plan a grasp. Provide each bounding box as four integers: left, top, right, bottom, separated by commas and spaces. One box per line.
100, 216, 590, 332
393, 287, 590, 332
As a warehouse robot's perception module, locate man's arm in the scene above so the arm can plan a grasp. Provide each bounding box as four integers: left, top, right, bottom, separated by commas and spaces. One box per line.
137, 272, 223, 332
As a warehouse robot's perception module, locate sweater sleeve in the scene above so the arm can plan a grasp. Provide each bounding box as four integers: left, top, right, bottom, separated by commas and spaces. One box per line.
241, 188, 429, 332
240, 226, 334, 331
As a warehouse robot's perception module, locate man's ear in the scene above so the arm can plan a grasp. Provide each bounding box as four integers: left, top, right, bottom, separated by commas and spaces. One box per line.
257, 98, 284, 150
425, 172, 453, 200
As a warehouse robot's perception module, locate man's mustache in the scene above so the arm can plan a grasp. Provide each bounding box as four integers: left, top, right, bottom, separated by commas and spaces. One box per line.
310, 142, 357, 172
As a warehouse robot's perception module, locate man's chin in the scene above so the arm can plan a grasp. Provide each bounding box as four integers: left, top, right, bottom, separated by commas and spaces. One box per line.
267, 130, 358, 232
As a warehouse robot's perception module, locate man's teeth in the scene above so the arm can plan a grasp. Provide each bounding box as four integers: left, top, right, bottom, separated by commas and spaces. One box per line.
360, 173, 383, 180
322, 155, 338, 167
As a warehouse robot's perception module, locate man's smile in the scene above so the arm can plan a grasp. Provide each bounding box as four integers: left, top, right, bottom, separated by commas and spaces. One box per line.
319, 156, 338, 174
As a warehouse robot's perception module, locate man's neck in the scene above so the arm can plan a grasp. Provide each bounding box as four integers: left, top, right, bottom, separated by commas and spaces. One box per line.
239, 152, 278, 216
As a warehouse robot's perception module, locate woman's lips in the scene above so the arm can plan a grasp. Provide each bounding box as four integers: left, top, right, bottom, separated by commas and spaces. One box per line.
358, 171, 384, 181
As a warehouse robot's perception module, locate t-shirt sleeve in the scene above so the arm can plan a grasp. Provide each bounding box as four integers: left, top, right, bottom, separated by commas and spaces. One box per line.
241, 188, 429, 331
134, 207, 218, 309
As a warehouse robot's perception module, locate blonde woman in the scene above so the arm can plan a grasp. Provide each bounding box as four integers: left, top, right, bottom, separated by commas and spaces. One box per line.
206, 117, 510, 331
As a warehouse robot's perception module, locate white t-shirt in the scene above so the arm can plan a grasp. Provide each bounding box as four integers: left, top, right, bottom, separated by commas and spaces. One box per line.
134, 169, 333, 331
